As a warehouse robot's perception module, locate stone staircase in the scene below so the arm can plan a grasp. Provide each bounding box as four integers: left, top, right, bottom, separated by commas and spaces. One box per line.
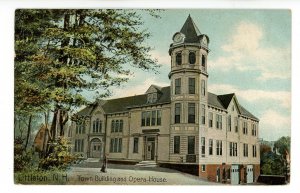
135, 161, 158, 167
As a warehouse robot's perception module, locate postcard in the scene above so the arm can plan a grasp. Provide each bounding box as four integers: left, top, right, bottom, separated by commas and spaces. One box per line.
14, 9, 291, 185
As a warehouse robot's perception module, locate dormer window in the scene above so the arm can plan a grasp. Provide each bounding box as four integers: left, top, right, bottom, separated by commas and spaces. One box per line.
147, 93, 157, 103
176, 52, 182, 65
189, 52, 196, 64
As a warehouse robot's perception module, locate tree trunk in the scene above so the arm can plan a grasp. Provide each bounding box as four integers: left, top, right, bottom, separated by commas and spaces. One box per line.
24, 115, 32, 150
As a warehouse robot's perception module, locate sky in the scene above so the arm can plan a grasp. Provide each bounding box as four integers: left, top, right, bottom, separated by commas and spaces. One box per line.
98, 9, 291, 142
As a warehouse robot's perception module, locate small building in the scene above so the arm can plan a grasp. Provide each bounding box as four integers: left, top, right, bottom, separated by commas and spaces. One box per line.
70, 15, 260, 184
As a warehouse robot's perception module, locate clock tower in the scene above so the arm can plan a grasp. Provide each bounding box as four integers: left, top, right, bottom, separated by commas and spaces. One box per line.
168, 15, 210, 163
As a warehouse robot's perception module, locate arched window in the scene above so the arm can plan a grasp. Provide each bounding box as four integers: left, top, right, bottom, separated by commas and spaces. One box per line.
92, 120, 96, 133
176, 52, 182, 65
189, 52, 196, 64
95, 118, 100, 133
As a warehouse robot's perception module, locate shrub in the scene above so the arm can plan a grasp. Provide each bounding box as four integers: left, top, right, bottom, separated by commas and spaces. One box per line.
39, 137, 79, 170
14, 137, 33, 172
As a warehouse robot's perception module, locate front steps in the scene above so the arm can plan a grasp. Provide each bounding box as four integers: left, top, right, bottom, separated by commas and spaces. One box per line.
135, 161, 158, 167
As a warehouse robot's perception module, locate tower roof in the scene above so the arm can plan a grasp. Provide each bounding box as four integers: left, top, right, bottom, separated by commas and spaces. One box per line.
180, 14, 202, 43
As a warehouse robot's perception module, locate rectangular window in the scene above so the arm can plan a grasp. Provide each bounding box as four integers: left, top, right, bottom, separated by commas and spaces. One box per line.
141, 112, 146, 126
133, 137, 139, 153
243, 122, 248, 135
229, 142, 233, 156
75, 139, 84, 152
234, 142, 238, 156
174, 136, 180, 154
216, 140, 222, 155
253, 145, 257, 157
111, 120, 115, 132
201, 104, 206, 125
157, 110, 162, 126
201, 80, 206, 96
175, 78, 181, 95
188, 103, 196, 123
228, 115, 231, 132
201, 137, 205, 157
151, 110, 156, 126
209, 139, 213, 155
216, 114, 222, 129
188, 136, 195, 154
252, 124, 257, 136
119, 120, 123, 133
175, 103, 181, 124
146, 111, 151, 126
188, 78, 195, 94
209, 112, 213, 128
110, 138, 123, 153
243, 143, 248, 157
99, 120, 102, 133
201, 165, 206, 172
235, 117, 238, 133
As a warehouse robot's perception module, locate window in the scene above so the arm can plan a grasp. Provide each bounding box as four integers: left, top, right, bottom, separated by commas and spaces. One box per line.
201, 165, 206, 172
201, 104, 206, 125
74, 139, 84, 152
243, 122, 248, 135
188, 78, 195, 94
216, 140, 222, 156
216, 114, 222, 129
157, 110, 162, 126
176, 52, 182, 65
175, 103, 181, 124
133, 137, 139, 153
146, 111, 151, 126
110, 138, 122, 153
252, 145, 257, 157
111, 120, 123, 132
76, 122, 85, 134
201, 80, 206, 96
189, 52, 196, 64
188, 103, 196, 123
229, 142, 238, 157
93, 119, 101, 133
111, 120, 115, 132
141, 112, 146, 126
228, 115, 232, 132
188, 136, 195, 154
209, 112, 213, 128
174, 136, 180, 154
151, 111, 156, 126
147, 93, 157, 103
201, 137, 205, 157
243, 143, 248, 157
175, 78, 181, 94
234, 117, 238, 133
252, 124, 257, 136
141, 110, 162, 127
201, 55, 206, 69
209, 139, 213, 155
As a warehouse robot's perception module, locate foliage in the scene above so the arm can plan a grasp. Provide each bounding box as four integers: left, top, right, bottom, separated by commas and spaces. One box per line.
260, 136, 290, 176
274, 136, 290, 155
39, 137, 79, 170
14, 137, 34, 172
15, 9, 161, 142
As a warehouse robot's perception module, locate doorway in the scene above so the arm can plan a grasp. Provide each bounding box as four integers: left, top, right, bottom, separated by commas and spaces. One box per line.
145, 137, 155, 160
231, 165, 239, 185
246, 165, 254, 183
90, 138, 102, 158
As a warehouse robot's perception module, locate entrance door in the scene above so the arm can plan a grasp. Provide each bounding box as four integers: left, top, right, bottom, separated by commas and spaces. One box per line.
231, 165, 239, 185
90, 138, 102, 158
145, 137, 155, 160
246, 165, 254, 183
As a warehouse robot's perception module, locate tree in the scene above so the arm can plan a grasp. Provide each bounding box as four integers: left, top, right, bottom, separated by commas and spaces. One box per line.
274, 136, 290, 155
15, 9, 161, 156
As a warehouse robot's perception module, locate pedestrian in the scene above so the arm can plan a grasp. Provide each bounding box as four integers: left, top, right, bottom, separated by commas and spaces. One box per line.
100, 154, 108, 173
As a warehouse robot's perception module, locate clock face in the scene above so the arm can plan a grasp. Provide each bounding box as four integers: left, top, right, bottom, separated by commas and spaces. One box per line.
173, 33, 183, 43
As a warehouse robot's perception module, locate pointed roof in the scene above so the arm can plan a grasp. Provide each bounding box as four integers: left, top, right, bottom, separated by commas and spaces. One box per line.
218, 93, 235, 109
180, 14, 201, 43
